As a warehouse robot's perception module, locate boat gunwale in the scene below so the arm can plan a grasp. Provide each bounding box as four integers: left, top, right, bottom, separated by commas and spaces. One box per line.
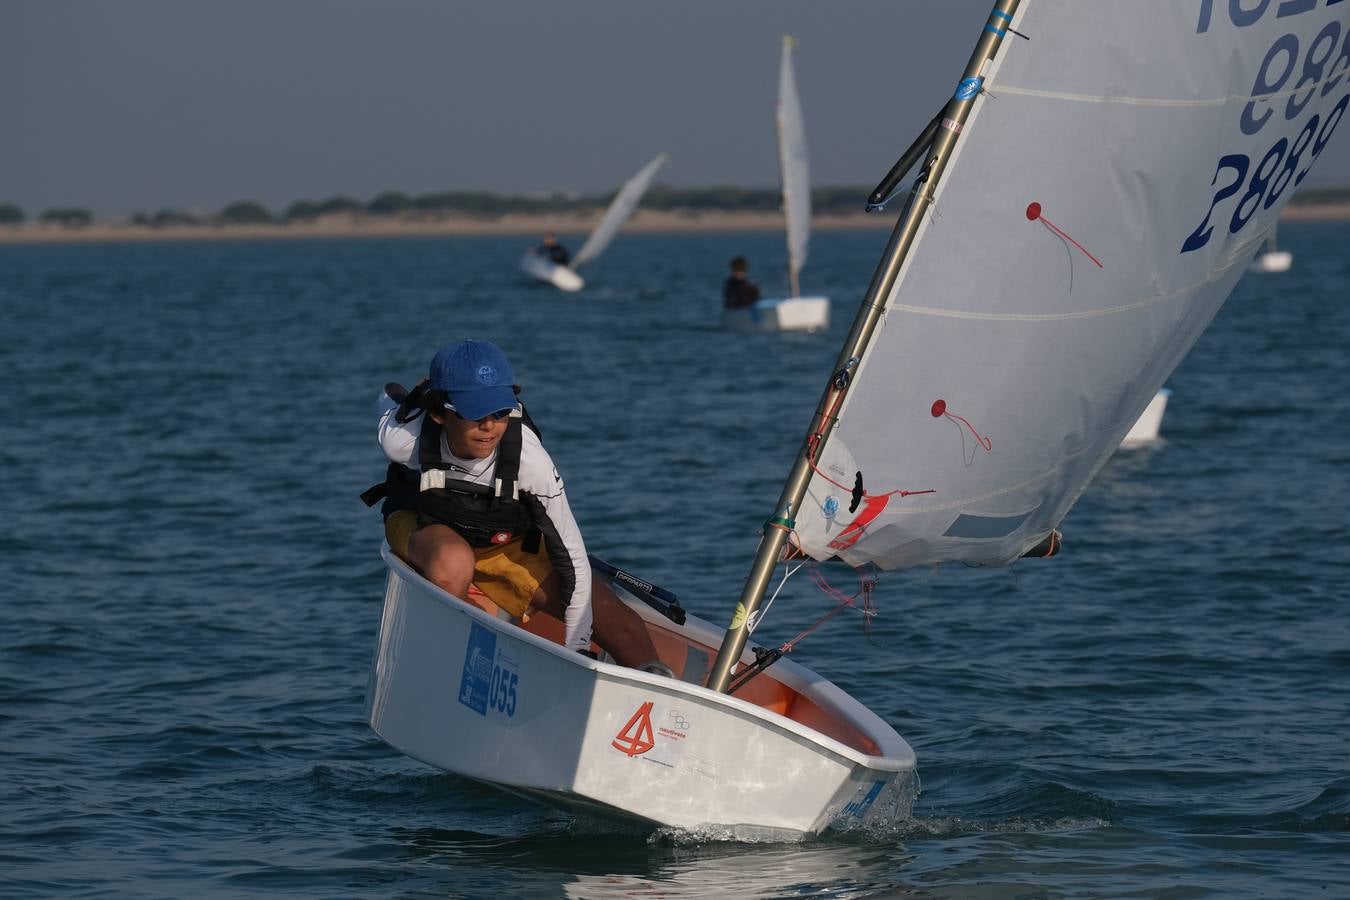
376, 543, 915, 772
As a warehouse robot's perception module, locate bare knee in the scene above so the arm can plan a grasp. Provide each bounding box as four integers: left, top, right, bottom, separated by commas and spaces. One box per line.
408, 526, 475, 597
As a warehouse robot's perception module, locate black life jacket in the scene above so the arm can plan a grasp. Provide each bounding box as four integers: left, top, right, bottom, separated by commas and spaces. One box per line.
362, 412, 542, 551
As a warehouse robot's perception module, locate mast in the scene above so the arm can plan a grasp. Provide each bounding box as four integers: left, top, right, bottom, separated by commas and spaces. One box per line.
707, 0, 1026, 694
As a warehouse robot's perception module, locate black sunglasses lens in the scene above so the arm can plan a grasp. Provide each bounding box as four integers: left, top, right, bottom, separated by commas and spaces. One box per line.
454, 408, 512, 422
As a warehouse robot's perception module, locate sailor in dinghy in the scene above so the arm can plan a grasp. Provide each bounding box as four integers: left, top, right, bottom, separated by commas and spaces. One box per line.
363, 339, 669, 672
533, 232, 571, 266
519, 154, 667, 293
721, 36, 829, 333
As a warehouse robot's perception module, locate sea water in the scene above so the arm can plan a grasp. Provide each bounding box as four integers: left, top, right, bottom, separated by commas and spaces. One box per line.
2, 223, 1347, 898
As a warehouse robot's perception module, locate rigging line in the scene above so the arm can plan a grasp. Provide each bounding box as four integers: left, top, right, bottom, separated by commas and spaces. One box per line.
751, 560, 805, 634
865, 177, 914, 212
805, 433, 936, 501
781, 564, 878, 653
805, 449, 936, 502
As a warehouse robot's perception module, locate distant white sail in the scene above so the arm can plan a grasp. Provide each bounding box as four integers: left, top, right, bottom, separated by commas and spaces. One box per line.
778, 36, 811, 298
573, 153, 668, 268
793, 1, 1349, 570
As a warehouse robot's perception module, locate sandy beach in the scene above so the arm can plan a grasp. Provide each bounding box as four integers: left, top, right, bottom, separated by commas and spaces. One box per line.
0, 209, 892, 244
1, 203, 1346, 245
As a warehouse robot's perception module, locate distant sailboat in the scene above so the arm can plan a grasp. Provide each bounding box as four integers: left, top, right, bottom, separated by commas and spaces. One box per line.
1119, 388, 1171, 449
520, 153, 667, 292
723, 37, 830, 333
1249, 224, 1293, 273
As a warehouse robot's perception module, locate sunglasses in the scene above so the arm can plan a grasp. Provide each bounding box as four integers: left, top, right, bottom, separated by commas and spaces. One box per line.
443, 403, 517, 423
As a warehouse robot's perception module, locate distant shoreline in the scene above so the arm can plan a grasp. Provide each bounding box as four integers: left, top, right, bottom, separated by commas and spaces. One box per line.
1, 203, 1347, 245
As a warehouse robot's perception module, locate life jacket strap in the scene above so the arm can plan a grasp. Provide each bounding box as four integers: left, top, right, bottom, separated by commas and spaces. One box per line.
493, 477, 521, 501
491, 417, 524, 501
360, 482, 388, 508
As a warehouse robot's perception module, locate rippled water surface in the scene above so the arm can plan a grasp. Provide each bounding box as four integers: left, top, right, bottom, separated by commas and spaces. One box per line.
3, 224, 1348, 898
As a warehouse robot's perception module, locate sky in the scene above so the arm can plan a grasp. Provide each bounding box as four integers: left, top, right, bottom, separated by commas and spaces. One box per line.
3, 0, 1349, 217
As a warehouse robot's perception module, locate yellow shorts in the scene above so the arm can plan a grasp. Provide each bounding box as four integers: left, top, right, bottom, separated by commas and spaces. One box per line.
384, 510, 551, 619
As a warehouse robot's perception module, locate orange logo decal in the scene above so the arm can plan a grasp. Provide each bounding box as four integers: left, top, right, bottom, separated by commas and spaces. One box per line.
611, 701, 656, 757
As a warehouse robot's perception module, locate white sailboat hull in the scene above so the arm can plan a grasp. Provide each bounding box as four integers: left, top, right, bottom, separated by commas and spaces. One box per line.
1249, 250, 1292, 274
722, 296, 830, 334
366, 547, 916, 837
1119, 388, 1170, 450
520, 252, 584, 292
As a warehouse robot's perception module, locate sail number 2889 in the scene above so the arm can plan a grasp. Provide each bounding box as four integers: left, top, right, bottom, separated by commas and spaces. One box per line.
1181, 14, 1348, 254
1180, 92, 1346, 253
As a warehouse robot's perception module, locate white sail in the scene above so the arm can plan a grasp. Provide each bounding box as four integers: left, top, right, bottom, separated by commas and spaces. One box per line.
572, 153, 668, 268
778, 36, 811, 297
794, 1, 1349, 570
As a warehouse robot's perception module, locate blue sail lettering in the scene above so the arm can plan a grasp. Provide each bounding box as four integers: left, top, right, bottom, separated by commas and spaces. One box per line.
1198, 0, 1339, 31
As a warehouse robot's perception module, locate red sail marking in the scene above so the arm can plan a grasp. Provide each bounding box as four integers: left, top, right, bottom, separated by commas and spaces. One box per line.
827, 494, 891, 551
931, 398, 993, 452
611, 701, 656, 757
1026, 201, 1103, 268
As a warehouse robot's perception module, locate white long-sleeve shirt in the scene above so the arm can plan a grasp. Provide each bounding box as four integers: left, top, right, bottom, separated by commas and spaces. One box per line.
376, 393, 594, 651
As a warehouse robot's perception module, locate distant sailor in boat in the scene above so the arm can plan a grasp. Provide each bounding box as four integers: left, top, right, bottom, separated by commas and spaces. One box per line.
534, 232, 570, 266
723, 255, 760, 309
364, 339, 664, 671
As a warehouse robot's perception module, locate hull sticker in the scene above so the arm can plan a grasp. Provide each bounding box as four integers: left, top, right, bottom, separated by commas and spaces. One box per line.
458, 622, 520, 721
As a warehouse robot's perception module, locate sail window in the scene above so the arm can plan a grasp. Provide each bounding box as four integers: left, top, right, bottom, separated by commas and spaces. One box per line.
942, 510, 1033, 539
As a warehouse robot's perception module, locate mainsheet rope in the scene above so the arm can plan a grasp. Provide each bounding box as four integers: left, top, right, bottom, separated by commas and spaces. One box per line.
754, 535, 880, 656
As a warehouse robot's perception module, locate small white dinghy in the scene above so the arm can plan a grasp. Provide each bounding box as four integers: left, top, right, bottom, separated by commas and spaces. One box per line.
519, 252, 584, 292
367, 547, 917, 837
1249, 226, 1293, 273
721, 296, 831, 333
723, 37, 830, 333
1247, 252, 1290, 272
1119, 388, 1171, 450
520, 153, 667, 293
1250, 249, 1293, 273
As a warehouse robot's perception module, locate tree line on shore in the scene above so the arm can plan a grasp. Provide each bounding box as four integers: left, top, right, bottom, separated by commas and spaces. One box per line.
3, 184, 1349, 229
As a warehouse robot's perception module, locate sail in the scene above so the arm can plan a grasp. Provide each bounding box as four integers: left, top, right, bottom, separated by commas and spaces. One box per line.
793, 1, 1349, 570
778, 36, 811, 295
572, 153, 668, 268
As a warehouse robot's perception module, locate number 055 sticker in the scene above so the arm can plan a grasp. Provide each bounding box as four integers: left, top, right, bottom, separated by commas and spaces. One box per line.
458, 622, 521, 721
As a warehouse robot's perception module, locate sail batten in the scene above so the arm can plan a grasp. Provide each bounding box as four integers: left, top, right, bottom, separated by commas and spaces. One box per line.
791, 0, 1349, 572
887, 252, 1256, 321
992, 86, 1321, 107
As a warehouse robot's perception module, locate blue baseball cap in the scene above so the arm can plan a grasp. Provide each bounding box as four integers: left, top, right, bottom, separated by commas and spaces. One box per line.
428, 339, 518, 421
